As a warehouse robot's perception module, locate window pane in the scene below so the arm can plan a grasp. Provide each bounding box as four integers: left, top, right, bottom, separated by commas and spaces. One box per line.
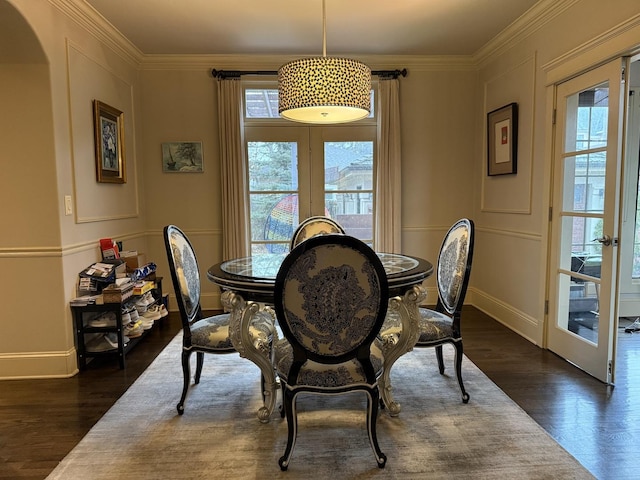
250, 193, 298, 253
245, 89, 279, 118
324, 141, 374, 242
245, 88, 375, 119
248, 141, 299, 253
247, 142, 298, 191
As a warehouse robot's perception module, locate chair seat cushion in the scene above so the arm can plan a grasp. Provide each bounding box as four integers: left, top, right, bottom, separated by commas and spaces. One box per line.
416, 308, 457, 344
273, 337, 384, 387
190, 311, 274, 351
379, 308, 458, 345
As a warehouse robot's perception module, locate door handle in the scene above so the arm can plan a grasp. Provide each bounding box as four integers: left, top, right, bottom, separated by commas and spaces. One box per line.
592, 235, 613, 246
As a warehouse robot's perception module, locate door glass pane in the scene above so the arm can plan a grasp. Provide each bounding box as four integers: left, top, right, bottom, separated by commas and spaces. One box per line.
564, 85, 609, 152
558, 217, 601, 345
247, 142, 299, 254
562, 153, 606, 213
560, 215, 603, 280
324, 141, 374, 243
557, 272, 599, 345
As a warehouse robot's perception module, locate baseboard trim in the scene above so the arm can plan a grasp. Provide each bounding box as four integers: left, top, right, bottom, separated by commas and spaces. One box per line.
0, 349, 79, 380
467, 287, 543, 346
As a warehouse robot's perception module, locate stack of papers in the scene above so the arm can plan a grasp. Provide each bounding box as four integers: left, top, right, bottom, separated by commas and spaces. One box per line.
83, 262, 116, 278
70, 295, 102, 306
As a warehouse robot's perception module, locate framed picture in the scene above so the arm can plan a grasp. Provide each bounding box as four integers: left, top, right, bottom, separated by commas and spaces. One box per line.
487, 102, 518, 176
93, 100, 126, 183
161, 142, 204, 173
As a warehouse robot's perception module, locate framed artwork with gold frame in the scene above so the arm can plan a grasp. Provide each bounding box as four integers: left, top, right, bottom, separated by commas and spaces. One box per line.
94, 100, 126, 183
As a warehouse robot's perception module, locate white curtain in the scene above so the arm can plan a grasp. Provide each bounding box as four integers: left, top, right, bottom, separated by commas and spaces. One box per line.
375, 78, 402, 253
217, 78, 249, 260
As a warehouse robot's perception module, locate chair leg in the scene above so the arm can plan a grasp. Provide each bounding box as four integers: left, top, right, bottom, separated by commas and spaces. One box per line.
367, 389, 387, 468
194, 351, 204, 384
177, 349, 192, 415
278, 388, 298, 471
453, 341, 470, 403
435, 345, 445, 374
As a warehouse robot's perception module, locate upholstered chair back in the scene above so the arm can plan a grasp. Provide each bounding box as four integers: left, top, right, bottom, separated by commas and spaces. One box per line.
436, 218, 474, 316
164, 224, 202, 328
289, 216, 346, 250
275, 234, 388, 376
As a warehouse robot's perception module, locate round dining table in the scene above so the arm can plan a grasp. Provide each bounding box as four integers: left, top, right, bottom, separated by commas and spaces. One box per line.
208, 252, 433, 422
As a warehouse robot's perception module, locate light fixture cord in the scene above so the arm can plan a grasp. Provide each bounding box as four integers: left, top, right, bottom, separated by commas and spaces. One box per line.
322, 0, 326, 57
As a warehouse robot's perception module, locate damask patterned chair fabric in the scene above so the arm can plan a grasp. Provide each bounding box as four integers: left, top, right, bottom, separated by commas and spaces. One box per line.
273, 234, 388, 470
289, 215, 346, 250
163, 225, 275, 415
380, 218, 474, 404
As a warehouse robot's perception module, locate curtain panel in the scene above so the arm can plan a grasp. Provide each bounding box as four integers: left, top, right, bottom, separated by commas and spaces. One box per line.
375, 78, 402, 253
217, 78, 249, 260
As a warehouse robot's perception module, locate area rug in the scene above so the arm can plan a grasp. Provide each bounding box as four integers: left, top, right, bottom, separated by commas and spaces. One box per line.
47, 333, 593, 479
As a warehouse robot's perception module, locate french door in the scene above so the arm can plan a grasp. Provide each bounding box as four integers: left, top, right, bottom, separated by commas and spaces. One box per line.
244, 125, 376, 254
547, 58, 628, 383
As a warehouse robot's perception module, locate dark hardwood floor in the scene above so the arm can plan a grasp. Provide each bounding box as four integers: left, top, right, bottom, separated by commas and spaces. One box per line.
1, 307, 638, 479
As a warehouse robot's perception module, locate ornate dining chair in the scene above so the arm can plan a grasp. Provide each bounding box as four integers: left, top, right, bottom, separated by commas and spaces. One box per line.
163, 225, 276, 417
289, 215, 345, 250
273, 234, 389, 470
380, 218, 475, 405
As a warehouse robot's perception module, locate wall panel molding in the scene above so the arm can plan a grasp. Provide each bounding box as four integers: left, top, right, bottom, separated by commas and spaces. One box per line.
477, 225, 541, 242
66, 41, 140, 223
481, 53, 536, 214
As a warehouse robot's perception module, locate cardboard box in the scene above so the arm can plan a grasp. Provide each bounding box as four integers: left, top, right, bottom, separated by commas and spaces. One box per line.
123, 252, 147, 271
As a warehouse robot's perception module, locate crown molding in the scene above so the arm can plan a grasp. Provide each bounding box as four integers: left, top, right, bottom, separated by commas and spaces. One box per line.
51, 0, 143, 66
542, 11, 640, 83
138, 53, 477, 73
52, 1, 477, 73
473, 0, 580, 66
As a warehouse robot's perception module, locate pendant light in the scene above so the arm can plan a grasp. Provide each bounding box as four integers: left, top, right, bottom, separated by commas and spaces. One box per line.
278, 0, 371, 124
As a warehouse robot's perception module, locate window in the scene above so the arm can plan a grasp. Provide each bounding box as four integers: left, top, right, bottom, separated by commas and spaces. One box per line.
244, 83, 376, 254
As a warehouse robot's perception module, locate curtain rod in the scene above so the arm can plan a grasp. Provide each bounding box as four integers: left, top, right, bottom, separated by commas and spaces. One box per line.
211, 68, 407, 80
